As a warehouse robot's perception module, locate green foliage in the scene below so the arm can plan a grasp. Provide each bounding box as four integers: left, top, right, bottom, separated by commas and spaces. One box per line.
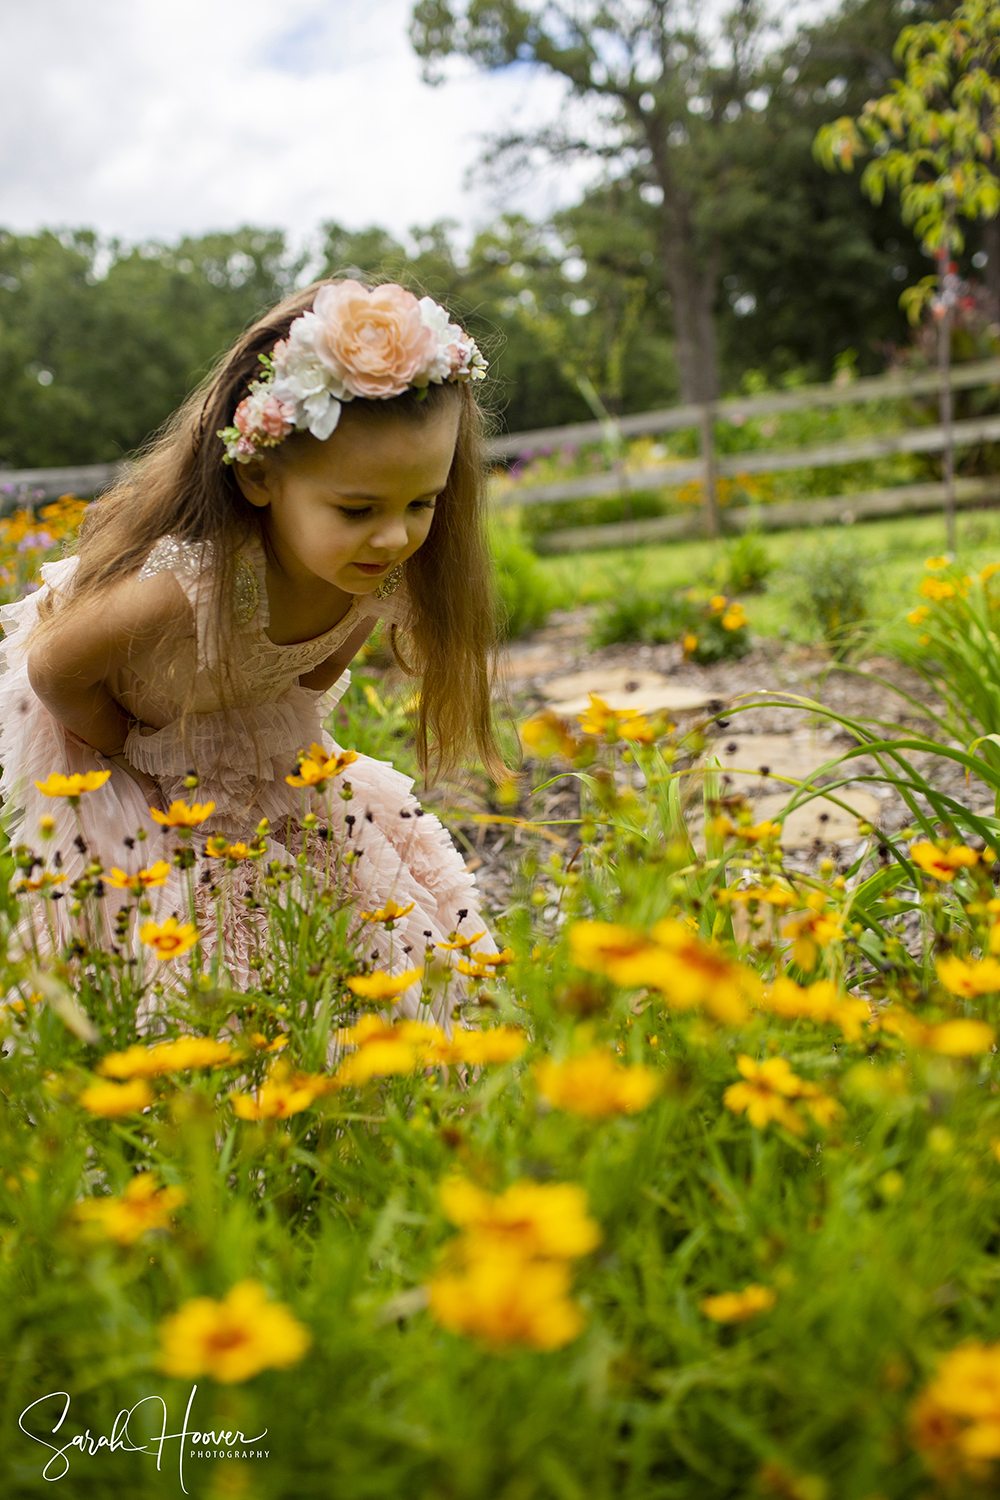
786, 535, 873, 655
490, 518, 556, 637
711, 531, 775, 594
590, 584, 752, 662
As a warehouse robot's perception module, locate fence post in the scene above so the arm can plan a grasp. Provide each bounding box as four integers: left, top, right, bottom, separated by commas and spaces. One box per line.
700, 402, 720, 538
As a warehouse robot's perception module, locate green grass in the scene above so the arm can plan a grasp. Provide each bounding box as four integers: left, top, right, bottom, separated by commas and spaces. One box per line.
534, 508, 1000, 643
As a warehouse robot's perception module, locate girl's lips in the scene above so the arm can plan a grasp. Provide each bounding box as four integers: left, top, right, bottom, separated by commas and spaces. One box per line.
353, 561, 391, 575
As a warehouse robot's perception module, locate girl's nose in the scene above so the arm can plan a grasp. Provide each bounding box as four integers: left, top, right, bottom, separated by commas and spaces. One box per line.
369, 516, 410, 553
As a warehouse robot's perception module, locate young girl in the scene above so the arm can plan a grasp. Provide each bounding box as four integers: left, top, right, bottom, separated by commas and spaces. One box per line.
0, 278, 502, 1015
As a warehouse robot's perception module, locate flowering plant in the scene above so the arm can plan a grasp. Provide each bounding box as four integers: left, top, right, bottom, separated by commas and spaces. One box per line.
218, 280, 487, 464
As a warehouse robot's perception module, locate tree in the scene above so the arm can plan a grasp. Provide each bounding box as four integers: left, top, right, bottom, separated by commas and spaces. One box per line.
815, 0, 1000, 548
410, 0, 776, 407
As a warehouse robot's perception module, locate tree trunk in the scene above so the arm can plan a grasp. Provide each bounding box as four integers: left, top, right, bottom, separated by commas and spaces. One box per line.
660, 232, 722, 405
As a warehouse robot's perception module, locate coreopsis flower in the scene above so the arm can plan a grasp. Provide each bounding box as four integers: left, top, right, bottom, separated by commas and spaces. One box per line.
332, 1017, 443, 1086
709, 595, 728, 614
911, 842, 979, 882
455, 957, 495, 979
204, 837, 259, 860
139, 916, 199, 961
438, 1178, 601, 1260
34, 770, 111, 801
105, 861, 171, 892
711, 816, 782, 845
78, 1079, 154, 1117
649, 919, 759, 1024
434, 1026, 527, 1066
576, 693, 645, 740
911, 1341, 1000, 1478
519, 711, 582, 760
717, 883, 797, 909
436, 931, 487, 952
14, 872, 65, 895
229, 1064, 327, 1120
721, 603, 747, 631
982, 562, 1000, 584
568, 921, 660, 985
701, 1284, 776, 1323
359, 900, 415, 925
98, 1036, 238, 1079
682, 633, 699, 654
74, 1173, 186, 1245
936, 955, 1000, 998
150, 800, 216, 829
428, 1247, 585, 1350
907, 605, 931, 627
157, 1279, 310, 1384
920, 576, 956, 601
346, 966, 422, 1000
762, 976, 871, 1041
249, 1032, 289, 1053
925, 555, 949, 571
782, 898, 844, 971
285, 743, 358, 788
723, 1055, 807, 1134
880, 1009, 995, 1055
533, 1050, 659, 1119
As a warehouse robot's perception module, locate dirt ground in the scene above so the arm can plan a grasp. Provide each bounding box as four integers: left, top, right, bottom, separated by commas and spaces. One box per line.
441, 607, 993, 919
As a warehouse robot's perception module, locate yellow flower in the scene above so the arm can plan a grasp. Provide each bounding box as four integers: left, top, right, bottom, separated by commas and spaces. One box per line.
682, 633, 699, 654
438, 1178, 601, 1259
205, 837, 259, 860
520, 712, 582, 760
709, 594, 727, 613
649, 919, 759, 1024
332, 1018, 443, 1086
723, 1055, 806, 1134
79, 1079, 153, 1117
711, 816, 782, 845
568, 921, 660, 984
701, 1284, 776, 1323
907, 605, 932, 626
927, 1018, 995, 1056
919, 576, 956, 601
74, 1173, 186, 1245
98, 1036, 238, 1078
925, 555, 950, 570
15, 872, 65, 895
911, 842, 979, 882
534, 1050, 659, 1119
359, 900, 416, 924
981, 562, 1000, 583
762, 976, 870, 1041
150, 800, 216, 829
436, 931, 487, 952
936, 954, 1000, 998
721, 610, 746, 631
34, 770, 111, 800
434, 1026, 528, 1066
157, 1279, 311, 1384
346, 966, 423, 1000
229, 1064, 327, 1120
105, 861, 171, 892
782, 904, 844, 971
428, 1247, 585, 1350
576, 693, 645, 739
139, 916, 199, 961
285, 743, 358, 788
717, 883, 797, 909
911, 1341, 1000, 1478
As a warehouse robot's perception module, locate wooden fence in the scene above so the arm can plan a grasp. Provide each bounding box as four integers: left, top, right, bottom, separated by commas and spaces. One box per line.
487, 355, 1000, 553
5, 356, 1000, 544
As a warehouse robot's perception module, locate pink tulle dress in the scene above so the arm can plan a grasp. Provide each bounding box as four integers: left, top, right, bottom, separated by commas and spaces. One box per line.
0, 533, 493, 1017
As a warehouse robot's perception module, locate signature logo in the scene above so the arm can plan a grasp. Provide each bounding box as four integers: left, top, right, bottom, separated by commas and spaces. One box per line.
19, 1386, 268, 1493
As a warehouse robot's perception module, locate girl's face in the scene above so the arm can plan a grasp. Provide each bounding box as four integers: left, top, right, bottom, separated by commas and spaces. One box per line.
238, 401, 460, 597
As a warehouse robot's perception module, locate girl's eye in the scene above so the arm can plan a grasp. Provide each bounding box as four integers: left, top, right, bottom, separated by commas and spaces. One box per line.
338, 508, 372, 520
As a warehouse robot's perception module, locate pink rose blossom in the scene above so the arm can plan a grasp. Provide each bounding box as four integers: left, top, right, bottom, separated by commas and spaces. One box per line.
257, 395, 295, 439
310, 280, 438, 399
233, 398, 256, 436
235, 434, 257, 460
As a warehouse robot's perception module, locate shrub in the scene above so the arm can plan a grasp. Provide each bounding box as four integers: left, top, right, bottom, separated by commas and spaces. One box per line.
590, 585, 752, 661
712, 530, 774, 594
491, 519, 556, 637
784, 535, 872, 656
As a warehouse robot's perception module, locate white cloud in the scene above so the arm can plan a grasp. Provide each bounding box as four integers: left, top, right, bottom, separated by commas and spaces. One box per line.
0, 0, 588, 248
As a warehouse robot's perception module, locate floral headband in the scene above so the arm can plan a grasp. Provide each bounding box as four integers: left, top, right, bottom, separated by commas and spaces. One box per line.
219, 280, 487, 464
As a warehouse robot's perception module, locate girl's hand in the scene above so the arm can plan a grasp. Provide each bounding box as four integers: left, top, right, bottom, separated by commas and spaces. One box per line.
106, 752, 166, 814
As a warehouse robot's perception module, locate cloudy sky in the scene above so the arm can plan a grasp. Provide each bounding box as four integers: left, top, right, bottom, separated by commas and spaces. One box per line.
0, 0, 580, 250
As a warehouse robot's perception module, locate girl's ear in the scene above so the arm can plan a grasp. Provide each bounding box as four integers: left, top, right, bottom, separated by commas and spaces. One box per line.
233, 457, 274, 510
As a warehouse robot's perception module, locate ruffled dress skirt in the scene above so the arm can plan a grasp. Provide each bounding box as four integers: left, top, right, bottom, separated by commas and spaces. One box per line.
0, 558, 494, 1025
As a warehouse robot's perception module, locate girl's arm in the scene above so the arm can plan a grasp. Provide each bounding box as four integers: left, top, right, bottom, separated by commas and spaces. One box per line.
27, 574, 194, 796
298, 617, 378, 692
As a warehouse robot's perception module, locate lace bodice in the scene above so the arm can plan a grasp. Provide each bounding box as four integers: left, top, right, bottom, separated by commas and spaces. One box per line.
111, 532, 409, 727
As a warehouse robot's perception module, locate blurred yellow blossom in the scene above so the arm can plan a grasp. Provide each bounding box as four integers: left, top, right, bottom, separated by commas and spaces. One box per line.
74, 1173, 186, 1245
911, 1340, 1000, 1479
79, 1079, 153, 1117
139, 917, 199, 961
98, 1036, 238, 1078
439, 1178, 601, 1260
724, 1055, 806, 1134
157, 1280, 310, 1383
428, 1248, 585, 1351
286, 744, 357, 788
34, 770, 111, 800
105, 861, 171, 892
911, 842, 979, 881
701, 1284, 776, 1322
534, 1049, 660, 1118
936, 955, 1000, 998
346, 966, 422, 1001
150, 800, 216, 829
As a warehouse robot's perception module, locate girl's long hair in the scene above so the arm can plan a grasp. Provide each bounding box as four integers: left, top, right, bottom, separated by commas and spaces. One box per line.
33, 279, 504, 783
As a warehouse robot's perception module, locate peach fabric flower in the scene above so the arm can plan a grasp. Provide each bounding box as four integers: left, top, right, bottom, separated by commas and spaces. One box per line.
310, 281, 438, 398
